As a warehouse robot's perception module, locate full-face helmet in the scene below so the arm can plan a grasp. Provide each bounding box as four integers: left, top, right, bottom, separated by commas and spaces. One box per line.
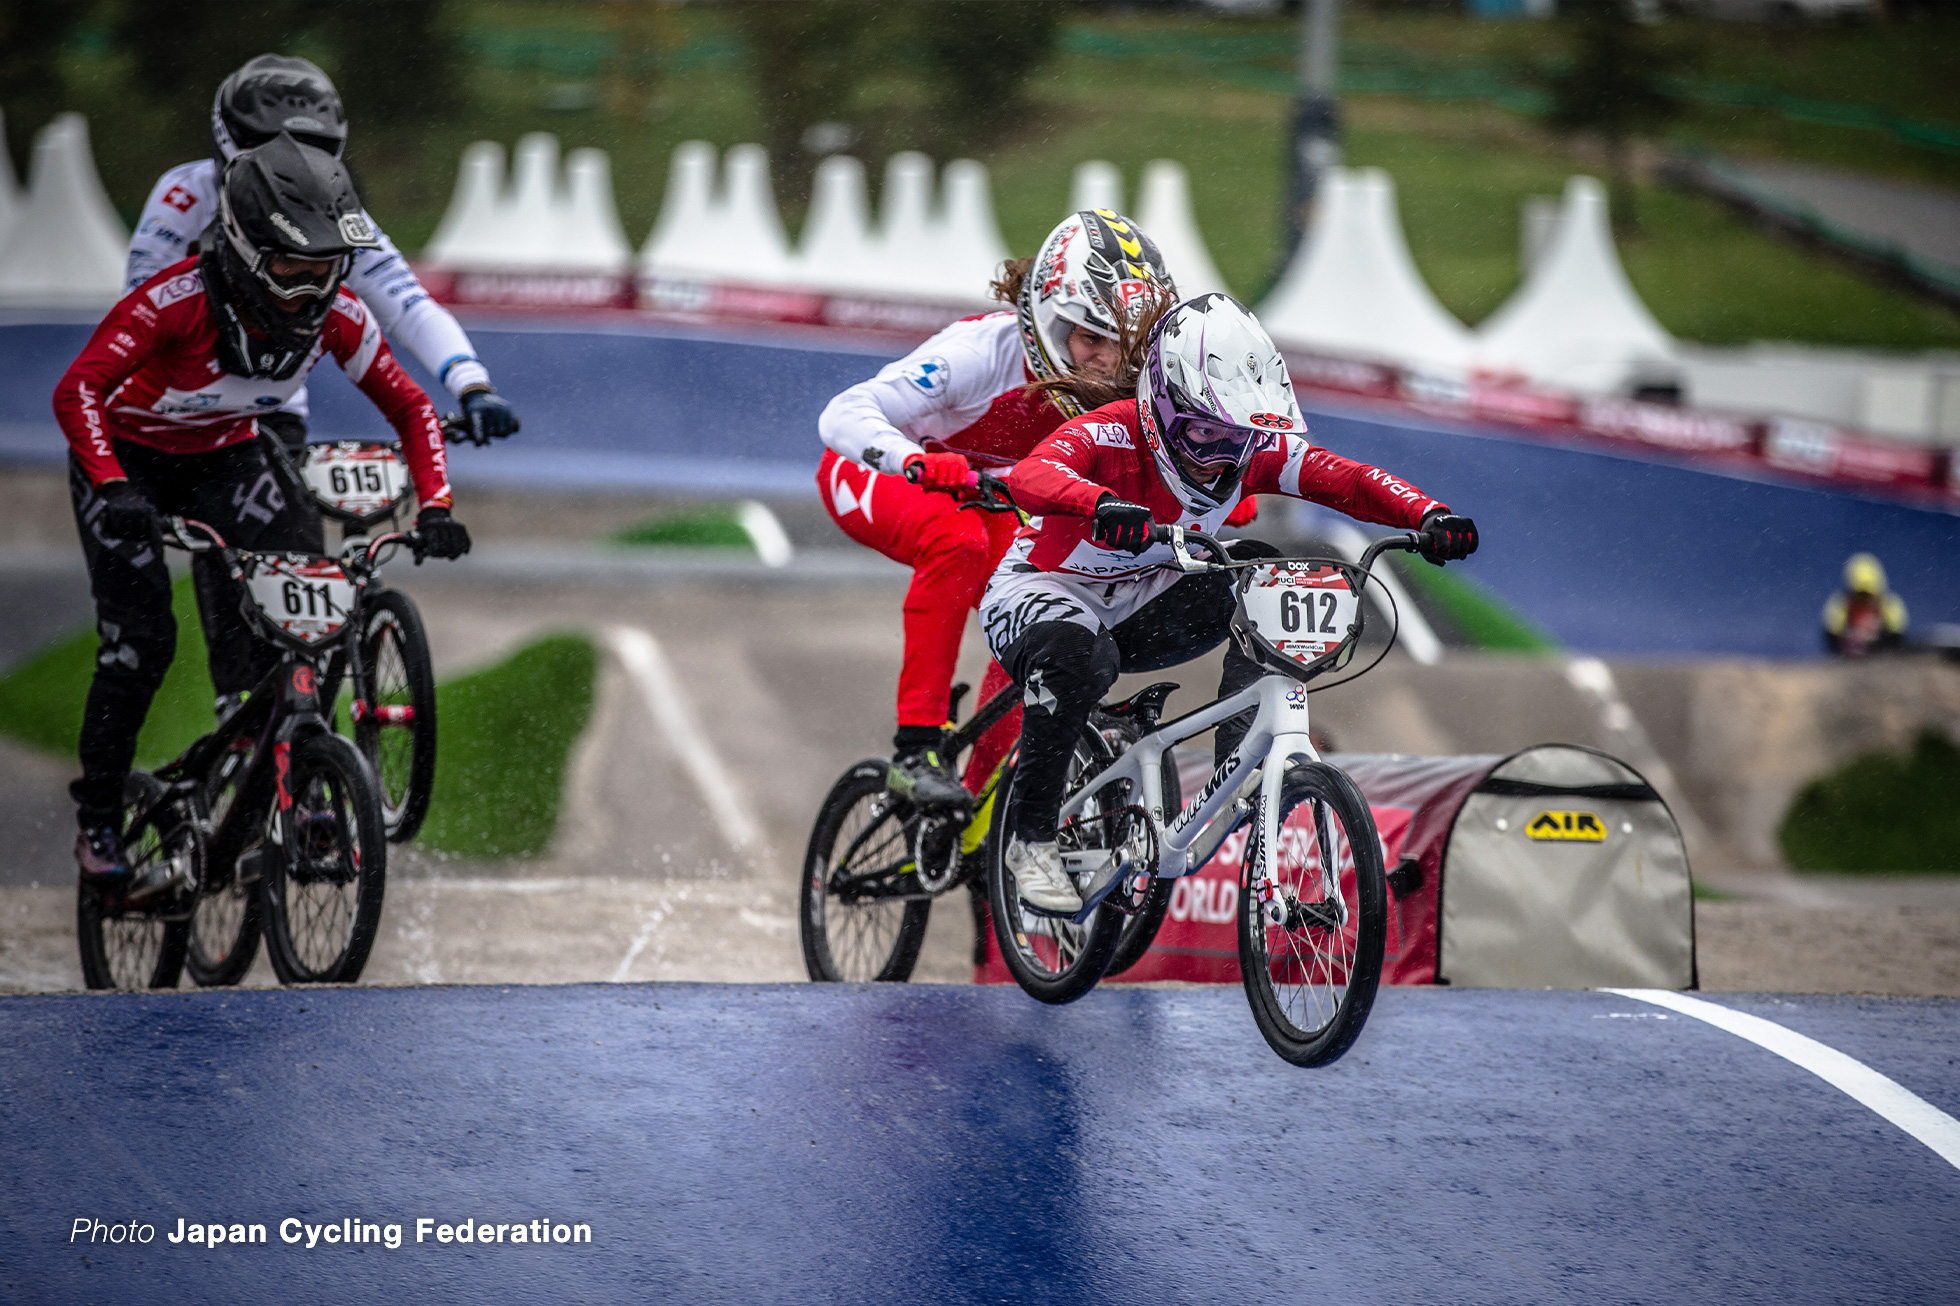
1136, 293, 1304, 515
1017, 209, 1174, 416
212, 55, 347, 164
205, 133, 378, 380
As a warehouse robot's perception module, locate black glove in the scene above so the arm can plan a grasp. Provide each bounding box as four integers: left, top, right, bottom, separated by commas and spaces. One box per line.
1418, 511, 1479, 566
415, 505, 472, 562
98, 480, 158, 543
459, 387, 519, 444
1092, 495, 1154, 555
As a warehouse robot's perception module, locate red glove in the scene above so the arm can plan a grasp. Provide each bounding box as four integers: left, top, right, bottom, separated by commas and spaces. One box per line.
1224, 495, 1260, 528
905, 452, 974, 495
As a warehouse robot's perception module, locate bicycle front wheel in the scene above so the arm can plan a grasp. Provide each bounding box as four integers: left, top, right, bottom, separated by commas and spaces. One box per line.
77, 773, 191, 991
261, 733, 388, 984
801, 760, 931, 982
1239, 760, 1386, 1067
352, 588, 437, 844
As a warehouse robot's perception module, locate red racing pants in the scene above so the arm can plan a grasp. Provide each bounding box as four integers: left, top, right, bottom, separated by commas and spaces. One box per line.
819, 449, 1021, 792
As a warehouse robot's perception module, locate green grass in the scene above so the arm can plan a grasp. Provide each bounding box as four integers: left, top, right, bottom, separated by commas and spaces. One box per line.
0, 576, 217, 769
1777, 728, 1960, 875
416, 633, 597, 859
1392, 558, 1560, 653
612, 506, 750, 550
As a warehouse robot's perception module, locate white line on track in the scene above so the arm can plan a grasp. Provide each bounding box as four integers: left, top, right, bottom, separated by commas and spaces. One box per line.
606, 625, 765, 855
1608, 988, 1960, 1175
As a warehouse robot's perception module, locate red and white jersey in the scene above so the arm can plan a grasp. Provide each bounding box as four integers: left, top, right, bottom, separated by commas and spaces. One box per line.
1004, 399, 1443, 581
817, 312, 1066, 474
54, 259, 451, 507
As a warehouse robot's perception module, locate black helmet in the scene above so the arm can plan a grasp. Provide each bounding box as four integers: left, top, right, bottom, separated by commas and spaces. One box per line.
201, 133, 379, 380
211, 55, 347, 164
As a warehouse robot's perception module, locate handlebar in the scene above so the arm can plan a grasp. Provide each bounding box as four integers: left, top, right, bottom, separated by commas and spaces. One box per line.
1148, 523, 1423, 575
904, 459, 1019, 514
440, 412, 504, 448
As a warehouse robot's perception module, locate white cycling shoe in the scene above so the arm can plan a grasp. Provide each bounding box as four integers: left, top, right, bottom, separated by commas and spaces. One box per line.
1006, 838, 1082, 915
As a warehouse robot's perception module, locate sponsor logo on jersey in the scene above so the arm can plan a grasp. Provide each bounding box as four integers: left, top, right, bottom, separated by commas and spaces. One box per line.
1248, 412, 1293, 430
147, 272, 204, 310
268, 211, 309, 246
1525, 810, 1607, 843
903, 356, 949, 394
156, 391, 225, 414
1086, 422, 1133, 449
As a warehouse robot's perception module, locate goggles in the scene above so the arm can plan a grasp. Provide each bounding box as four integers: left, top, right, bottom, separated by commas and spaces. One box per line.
1165, 416, 1263, 473
257, 252, 346, 301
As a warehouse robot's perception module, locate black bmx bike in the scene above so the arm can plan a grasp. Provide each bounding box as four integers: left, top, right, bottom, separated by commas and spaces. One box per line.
76, 520, 438, 990
799, 470, 1180, 983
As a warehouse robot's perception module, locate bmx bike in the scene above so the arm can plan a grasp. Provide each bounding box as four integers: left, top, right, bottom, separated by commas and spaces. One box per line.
986, 525, 1425, 1067
77, 520, 435, 990
798, 469, 1179, 983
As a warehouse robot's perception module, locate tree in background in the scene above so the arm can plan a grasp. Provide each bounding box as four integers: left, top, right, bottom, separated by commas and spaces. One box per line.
1541, 0, 1692, 235
728, 0, 1062, 209
0, 0, 88, 179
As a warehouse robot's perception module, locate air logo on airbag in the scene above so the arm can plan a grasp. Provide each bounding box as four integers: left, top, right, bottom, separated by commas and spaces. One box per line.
1526, 810, 1607, 842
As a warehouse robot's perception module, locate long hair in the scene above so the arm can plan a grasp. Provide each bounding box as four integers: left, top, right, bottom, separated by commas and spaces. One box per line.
989, 256, 1033, 307
1027, 286, 1175, 415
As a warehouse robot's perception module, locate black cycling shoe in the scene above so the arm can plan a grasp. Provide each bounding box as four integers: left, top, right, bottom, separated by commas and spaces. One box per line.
75, 825, 130, 884
888, 744, 972, 815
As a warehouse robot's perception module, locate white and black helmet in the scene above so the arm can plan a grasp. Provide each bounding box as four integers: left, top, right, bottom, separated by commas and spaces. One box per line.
1017, 209, 1174, 416
204, 133, 379, 380
211, 54, 347, 165
1137, 294, 1304, 515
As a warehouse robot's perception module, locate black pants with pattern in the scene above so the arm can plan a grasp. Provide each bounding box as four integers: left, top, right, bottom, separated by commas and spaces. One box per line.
67, 434, 321, 827
998, 540, 1278, 846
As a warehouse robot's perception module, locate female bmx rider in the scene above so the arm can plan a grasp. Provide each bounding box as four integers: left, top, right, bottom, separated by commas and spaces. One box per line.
818, 209, 1177, 813
54, 135, 470, 882
981, 294, 1480, 914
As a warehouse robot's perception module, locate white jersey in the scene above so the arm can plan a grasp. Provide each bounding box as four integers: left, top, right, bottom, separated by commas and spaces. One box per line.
126, 159, 490, 416
817, 313, 1034, 474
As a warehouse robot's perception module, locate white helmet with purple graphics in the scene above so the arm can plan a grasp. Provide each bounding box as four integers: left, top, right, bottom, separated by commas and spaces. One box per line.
1137, 293, 1304, 515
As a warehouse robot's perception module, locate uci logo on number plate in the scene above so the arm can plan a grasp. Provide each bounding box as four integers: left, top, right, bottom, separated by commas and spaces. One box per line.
1525, 810, 1608, 842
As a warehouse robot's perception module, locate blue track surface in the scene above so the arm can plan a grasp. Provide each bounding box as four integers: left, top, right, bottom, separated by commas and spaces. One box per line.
1, 984, 1954, 1303
4, 318, 1955, 653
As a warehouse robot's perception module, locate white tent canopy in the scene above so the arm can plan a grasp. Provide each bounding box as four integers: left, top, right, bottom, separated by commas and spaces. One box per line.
1475, 176, 1676, 396
1258, 167, 1473, 375
931, 159, 1010, 303
717, 143, 793, 284
1070, 160, 1124, 216
0, 108, 21, 251
639, 140, 719, 277
870, 151, 938, 297
492, 133, 561, 270
423, 140, 504, 269
795, 154, 877, 292
0, 113, 127, 309
556, 147, 631, 273
1136, 159, 1228, 298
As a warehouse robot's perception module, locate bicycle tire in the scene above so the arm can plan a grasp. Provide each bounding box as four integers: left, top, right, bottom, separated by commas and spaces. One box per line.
1238, 760, 1386, 1067
1103, 745, 1182, 979
185, 742, 264, 986
985, 726, 1129, 1006
801, 760, 931, 982
351, 588, 437, 844
261, 732, 388, 984
77, 773, 191, 991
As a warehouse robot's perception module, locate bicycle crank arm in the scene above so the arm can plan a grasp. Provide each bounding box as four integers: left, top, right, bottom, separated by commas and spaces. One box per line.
1063, 849, 1128, 926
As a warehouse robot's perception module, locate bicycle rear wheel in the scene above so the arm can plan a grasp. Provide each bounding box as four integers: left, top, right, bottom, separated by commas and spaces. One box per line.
1238, 760, 1386, 1067
261, 733, 388, 984
77, 773, 191, 991
352, 588, 436, 844
985, 726, 1130, 1006
801, 761, 931, 982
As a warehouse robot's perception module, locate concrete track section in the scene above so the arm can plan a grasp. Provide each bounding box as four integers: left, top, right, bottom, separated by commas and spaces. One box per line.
1, 984, 1955, 1303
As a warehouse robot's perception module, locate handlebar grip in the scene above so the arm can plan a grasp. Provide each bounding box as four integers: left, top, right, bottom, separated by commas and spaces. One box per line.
904, 460, 923, 485
1148, 524, 1175, 545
